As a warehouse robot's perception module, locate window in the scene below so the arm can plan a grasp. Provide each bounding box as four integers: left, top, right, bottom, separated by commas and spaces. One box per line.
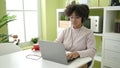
6, 0, 39, 42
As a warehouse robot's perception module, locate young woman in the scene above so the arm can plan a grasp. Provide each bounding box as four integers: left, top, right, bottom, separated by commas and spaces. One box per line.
55, 4, 96, 68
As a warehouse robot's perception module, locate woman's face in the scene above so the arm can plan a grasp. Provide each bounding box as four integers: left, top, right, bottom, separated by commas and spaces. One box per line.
69, 12, 82, 29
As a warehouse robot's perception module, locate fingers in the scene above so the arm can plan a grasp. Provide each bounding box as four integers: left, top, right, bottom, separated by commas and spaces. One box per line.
66, 52, 80, 60
66, 53, 72, 60
71, 52, 79, 59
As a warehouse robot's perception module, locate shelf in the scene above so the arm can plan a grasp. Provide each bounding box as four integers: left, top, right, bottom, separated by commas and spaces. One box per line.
104, 6, 120, 11
103, 33, 120, 40
90, 7, 104, 9
103, 7, 120, 34
57, 9, 64, 12
103, 32, 120, 35
57, 6, 105, 12
94, 33, 103, 36
57, 7, 104, 12
102, 6, 120, 68
94, 55, 102, 62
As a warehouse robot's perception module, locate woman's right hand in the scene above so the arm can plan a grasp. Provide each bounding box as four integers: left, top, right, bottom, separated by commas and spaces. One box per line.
66, 52, 80, 60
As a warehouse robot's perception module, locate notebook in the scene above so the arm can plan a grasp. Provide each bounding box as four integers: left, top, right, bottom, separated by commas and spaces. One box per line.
39, 40, 76, 65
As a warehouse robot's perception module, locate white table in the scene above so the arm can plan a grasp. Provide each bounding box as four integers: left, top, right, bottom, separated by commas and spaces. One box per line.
0, 49, 92, 68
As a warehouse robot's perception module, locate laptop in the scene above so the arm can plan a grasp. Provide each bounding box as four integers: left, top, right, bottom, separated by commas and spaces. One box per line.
39, 40, 76, 65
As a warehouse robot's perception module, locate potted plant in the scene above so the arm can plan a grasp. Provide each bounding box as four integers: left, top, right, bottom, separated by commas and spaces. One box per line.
59, 14, 70, 28
0, 14, 16, 43
31, 37, 39, 44
31, 37, 39, 51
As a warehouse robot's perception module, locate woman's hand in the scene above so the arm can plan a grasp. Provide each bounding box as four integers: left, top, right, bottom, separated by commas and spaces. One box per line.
66, 52, 80, 60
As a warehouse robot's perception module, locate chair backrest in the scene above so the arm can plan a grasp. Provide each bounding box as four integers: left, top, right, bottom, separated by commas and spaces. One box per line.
0, 43, 21, 56
88, 59, 94, 68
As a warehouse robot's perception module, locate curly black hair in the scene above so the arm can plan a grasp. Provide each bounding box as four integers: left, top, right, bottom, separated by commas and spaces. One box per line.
64, 4, 89, 22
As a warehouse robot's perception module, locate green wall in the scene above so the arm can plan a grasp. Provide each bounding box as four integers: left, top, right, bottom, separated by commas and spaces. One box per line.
40, 0, 47, 40
0, 0, 6, 18
40, 0, 58, 41
99, 0, 110, 6
40, 0, 66, 41
90, 0, 120, 7
59, 0, 66, 8
0, 0, 7, 37
45, 0, 59, 41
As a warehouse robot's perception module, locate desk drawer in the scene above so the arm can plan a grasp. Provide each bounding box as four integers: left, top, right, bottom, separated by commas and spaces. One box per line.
104, 39, 120, 52
104, 50, 120, 65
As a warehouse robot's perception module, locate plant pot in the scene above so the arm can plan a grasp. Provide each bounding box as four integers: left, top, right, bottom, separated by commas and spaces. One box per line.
59, 21, 70, 28
32, 44, 40, 51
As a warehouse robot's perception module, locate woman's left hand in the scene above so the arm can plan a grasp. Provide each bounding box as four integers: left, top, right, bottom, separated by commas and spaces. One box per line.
66, 52, 80, 60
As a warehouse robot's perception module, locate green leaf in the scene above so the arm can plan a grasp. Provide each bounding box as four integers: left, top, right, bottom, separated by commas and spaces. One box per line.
0, 14, 16, 28
0, 14, 16, 43
31, 37, 39, 44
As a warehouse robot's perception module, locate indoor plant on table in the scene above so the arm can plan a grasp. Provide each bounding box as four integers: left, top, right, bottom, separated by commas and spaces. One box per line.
31, 37, 39, 51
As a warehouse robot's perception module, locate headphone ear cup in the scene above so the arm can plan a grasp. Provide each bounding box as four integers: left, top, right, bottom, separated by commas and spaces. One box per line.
82, 17, 86, 23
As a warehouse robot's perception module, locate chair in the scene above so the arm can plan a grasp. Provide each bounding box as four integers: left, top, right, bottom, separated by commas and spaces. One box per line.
88, 59, 94, 68
0, 43, 22, 56
87, 56, 96, 68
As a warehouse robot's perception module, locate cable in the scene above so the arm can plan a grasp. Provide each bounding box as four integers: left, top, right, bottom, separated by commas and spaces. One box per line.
26, 54, 41, 60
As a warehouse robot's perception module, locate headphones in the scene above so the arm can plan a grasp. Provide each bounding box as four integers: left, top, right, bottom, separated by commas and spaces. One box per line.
82, 17, 87, 23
